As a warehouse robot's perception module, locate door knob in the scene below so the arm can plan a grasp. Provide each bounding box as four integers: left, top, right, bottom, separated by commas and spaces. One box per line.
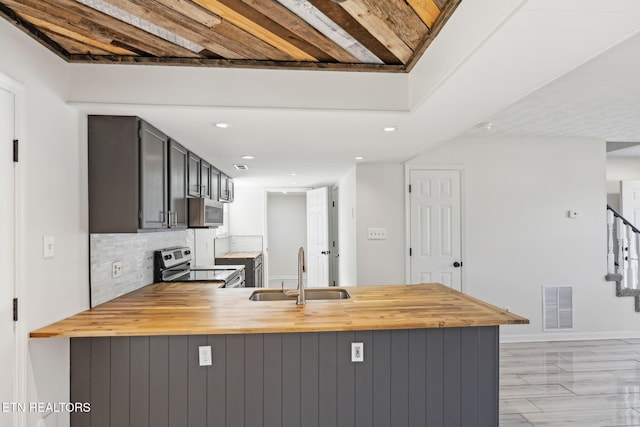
453, 261, 462, 268
321, 251, 331, 255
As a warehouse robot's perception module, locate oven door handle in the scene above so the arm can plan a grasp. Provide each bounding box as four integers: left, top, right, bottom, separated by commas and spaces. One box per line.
226, 274, 243, 288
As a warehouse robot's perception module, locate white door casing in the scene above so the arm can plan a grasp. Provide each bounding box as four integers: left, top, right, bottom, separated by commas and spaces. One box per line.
0, 87, 16, 420
306, 187, 329, 287
331, 185, 340, 286
409, 169, 462, 290
621, 180, 640, 228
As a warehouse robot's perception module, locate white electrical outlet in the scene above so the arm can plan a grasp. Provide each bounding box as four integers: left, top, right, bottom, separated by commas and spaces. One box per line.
351, 342, 364, 362
367, 228, 387, 240
43, 236, 55, 258
199, 345, 212, 366
112, 262, 123, 278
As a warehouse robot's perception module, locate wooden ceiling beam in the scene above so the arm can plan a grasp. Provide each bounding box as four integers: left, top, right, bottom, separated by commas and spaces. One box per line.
0, 1, 70, 60
307, 0, 402, 65
4, 0, 198, 57
191, 0, 318, 62
154, 0, 221, 29
101, 0, 248, 60
210, 0, 332, 62
338, 0, 413, 63
43, 29, 115, 55
407, 0, 441, 28
236, 0, 359, 63
433, 0, 448, 10
352, 0, 428, 50
20, 13, 136, 55
405, 0, 462, 72
66, 54, 406, 72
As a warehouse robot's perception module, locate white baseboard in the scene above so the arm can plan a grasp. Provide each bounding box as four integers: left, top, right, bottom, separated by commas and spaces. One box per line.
500, 330, 640, 343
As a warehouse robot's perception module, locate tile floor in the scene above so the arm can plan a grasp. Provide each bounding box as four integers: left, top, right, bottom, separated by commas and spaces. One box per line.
500, 339, 640, 426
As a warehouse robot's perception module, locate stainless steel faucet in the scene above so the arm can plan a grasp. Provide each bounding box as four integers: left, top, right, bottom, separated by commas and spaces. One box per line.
284, 246, 306, 305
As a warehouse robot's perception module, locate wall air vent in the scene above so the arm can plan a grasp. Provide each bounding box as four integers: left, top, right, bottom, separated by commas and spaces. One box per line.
543, 286, 574, 330
234, 164, 248, 170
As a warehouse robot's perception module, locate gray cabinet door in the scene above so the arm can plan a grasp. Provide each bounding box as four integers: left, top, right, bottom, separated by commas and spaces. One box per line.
210, 166, 220, 202
200, 160, 212, 199
188, 152, 201, 197
169, 140, 188, 228
139, 122, 168, 229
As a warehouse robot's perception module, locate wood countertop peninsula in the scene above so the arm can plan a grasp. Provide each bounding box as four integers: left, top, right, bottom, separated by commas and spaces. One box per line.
30, 283, 528, 338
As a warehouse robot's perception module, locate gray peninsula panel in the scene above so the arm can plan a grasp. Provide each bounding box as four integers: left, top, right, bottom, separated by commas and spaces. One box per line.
71, 327, 499, 427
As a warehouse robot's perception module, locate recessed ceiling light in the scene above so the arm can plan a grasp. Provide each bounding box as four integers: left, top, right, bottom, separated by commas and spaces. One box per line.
233, 164, 248, 170
475, 122, 493, 131
290, 173, 297, 176
215, 122, 230, 128
291, 182, 298, 185
383, 126, 397, 132
354, 156, 364, 160
240, 155, 254, 160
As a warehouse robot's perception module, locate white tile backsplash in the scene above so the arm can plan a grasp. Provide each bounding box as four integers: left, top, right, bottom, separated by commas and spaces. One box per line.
214, 235, 263, 257
90, 230, 194, 307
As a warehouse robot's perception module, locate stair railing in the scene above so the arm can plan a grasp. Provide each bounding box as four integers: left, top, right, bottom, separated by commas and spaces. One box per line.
607, 205, 640, 290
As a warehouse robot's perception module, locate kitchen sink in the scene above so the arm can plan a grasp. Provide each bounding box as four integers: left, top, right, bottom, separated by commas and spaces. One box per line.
249, 288, 350, 301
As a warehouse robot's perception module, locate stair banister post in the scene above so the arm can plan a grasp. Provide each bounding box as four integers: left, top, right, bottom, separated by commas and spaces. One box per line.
627, 224, 638, 290
617, 217, 628, 288
608, 210, 615, 275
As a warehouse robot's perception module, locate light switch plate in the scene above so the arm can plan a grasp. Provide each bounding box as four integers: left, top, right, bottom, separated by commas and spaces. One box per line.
43, 236, 55, 258
351, 342, 364, 362
199, 345, 212, 366
367, 228, 387, 240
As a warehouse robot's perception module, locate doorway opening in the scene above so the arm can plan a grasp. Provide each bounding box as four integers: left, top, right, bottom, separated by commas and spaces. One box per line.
265, 186, 337, 289
266, 190, 308, 289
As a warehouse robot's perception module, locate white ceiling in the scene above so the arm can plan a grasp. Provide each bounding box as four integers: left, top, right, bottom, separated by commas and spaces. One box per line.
66, 0, 640, 186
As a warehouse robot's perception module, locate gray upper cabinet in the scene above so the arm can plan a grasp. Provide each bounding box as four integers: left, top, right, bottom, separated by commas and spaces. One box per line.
89, 116, 188, 233
139, 121, 169, 230
200, 159, 212, 199
89, 115, 230, 233
187, 151, 202, 198
219, 173, 234, 203
168, 140, 188, 229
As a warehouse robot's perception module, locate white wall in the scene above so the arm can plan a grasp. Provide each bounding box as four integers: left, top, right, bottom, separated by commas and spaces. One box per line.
228, 184, 265, 236
408, 135, 639, 341
355, 164, 406, 285
267, 194, 306, 286
0, 18, 88, 427
606, 156, 640, 211
338, 167, 357, 285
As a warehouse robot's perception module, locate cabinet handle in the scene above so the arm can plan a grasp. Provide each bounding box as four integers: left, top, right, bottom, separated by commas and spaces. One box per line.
160, 210, 169, 226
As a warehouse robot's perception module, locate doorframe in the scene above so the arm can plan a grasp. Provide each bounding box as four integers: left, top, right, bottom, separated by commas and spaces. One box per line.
263, 187, 311, 288
0, 72, 27, 427
404, 164, 466, 292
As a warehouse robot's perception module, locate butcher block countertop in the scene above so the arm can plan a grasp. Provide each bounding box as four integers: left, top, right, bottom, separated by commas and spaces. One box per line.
216, 251, 262, 259
30, 283, 528, 338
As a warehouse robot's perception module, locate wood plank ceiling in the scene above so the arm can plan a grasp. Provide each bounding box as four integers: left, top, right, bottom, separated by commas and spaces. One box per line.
0, 0, 461, 72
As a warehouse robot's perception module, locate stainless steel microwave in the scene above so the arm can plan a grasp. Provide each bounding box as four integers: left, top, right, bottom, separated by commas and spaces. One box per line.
188, 198, 224, 228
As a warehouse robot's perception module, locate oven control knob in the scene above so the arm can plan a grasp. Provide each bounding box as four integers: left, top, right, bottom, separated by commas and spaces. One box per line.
164, 255, 171, 260
185, 250, 191, 255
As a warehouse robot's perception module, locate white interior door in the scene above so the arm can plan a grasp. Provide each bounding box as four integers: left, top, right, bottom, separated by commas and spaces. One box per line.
0, 87, 16, 414
306, 187, 329, 287
410, 170, 462, 290
330, 185, 339, 286
621, 180, 640, 227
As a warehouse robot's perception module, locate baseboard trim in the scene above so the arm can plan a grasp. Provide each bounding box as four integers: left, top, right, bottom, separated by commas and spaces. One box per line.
500, 330, 640, 343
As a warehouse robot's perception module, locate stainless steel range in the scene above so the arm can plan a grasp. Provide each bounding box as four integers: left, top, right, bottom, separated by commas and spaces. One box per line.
154, 246, 245, 288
